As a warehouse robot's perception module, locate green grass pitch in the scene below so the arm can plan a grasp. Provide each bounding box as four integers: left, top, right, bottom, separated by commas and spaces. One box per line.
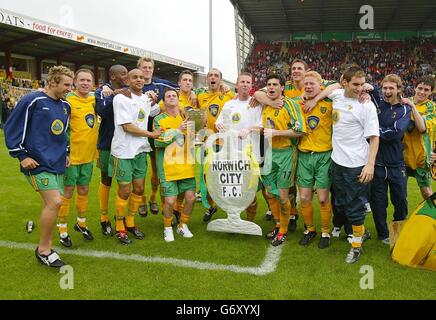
0, 130, 435, 300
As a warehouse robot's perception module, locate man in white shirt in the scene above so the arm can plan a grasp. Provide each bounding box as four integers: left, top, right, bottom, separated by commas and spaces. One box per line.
215, 72, 263, 222
309, 65, 379, 263
108, 69, 162, 245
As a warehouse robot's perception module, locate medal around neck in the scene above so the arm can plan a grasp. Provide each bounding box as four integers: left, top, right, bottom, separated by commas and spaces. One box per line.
204, 130, 262, 236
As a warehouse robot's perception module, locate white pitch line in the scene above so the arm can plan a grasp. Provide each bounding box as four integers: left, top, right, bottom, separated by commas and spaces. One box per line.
0, 240, 283, 276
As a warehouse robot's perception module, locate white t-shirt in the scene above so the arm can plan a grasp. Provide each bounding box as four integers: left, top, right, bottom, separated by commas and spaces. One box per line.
111, 93, 154, 159
329, 89, 379, 168
215, 98, 263, 160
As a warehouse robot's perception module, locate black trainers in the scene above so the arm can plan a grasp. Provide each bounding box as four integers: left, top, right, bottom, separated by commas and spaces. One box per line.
171, 210, 181, 227
126, 226, 145, 239
299, 230, 317, 246
116, 230, 132, 245
100, 221, 113, 236
74, 223, 94, 240
138, 204, 148, 218
203, 206, 217, 222
345, 247, 362, 264
318, 234, 331, 249
271, 232, 287, 247
288, 215, 298, 232
35, 247, 65, 268
59, 234, 72, 248
149, 201, 159, 215
266, 226, 279, 240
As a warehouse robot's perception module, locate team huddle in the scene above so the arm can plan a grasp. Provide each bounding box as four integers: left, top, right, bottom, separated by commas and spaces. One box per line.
4, 56, 435, 267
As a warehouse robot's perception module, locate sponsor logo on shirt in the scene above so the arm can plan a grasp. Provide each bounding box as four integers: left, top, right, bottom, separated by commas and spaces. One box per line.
266, 117, 275, 129
51, 119, 64, 135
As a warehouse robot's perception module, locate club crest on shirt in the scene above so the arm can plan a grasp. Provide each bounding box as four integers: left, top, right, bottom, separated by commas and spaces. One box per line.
85, 114, 95, 128
41, 178, 49, 186
51, 119, 64, 135
307, 116, 320, 130
320, 106, 327, 114
266, 117, 275, 129
209, 104, 219, 117
232, 112, 241, 124
138, 109, 146, 122
274, 110, 280, 117
64, 107, 68, 115
407, 120, 415, 132
332, 110, 340, 124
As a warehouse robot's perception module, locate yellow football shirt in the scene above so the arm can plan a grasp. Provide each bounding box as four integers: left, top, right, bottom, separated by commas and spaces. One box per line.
196, 88, 235, 132
403, 98, 436, 170
262, 97, 307, 149
66, 92, 98, 165
284, 79, 336, 98
153, 112, 195, 181
297, 97, 333, 152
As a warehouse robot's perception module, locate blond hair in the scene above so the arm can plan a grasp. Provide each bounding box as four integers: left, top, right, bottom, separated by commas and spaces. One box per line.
137, 56, 154, 68
47, 65, 74, 84
304, 71, 322, 83
381, 74, 403, 96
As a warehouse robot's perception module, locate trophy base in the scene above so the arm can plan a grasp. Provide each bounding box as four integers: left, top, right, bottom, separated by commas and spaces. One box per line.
207, 218, 262, 236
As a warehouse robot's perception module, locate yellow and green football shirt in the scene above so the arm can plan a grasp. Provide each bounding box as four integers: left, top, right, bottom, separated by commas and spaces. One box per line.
297, 97, 333, 153
262, 97, 307, 149
159, 91, 197, 113
196, 88, 235, 132
153, 112, 195, 182
403, 98, 436, 170
66, 92, 98, 165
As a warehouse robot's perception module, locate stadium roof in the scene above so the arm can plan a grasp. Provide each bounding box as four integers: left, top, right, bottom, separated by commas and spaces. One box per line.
230, 0, 436, 35
0, 8, 204, 78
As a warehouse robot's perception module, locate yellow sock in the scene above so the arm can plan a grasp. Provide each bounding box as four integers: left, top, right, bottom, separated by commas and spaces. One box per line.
99, 182, 110, 215
246, 199, 257, 222
352, 225, 364, 248
320, 202, 332, 234
77, 217, 87, 228
100, 214, 109, 223
115, 194, 128, 220
279, 200, 291, 234
163, 216, 173, 228
76, 194, 88, 219
266, 197, 280, 222
125, 215, 135, 228
290, 201, 298, 216
58, 196, 71, 225
58, 224, 68, 235
174, 200, 184, 213
129, 193, 143, 215
180, 213, 191, 225
116, 219, 125, 232
301, 202, 315, 232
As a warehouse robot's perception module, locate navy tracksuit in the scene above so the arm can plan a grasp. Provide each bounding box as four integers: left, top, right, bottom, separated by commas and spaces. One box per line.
370, 91, 411, 240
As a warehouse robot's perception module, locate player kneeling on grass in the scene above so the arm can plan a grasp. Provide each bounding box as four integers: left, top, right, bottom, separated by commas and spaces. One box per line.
108, 69, 162, 245
5, 66, 74, 267
154, 89, 197, 242
57, 69, 98, 248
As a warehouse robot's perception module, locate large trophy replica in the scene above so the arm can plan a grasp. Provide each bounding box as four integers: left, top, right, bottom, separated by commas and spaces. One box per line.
202, 119, 262, 236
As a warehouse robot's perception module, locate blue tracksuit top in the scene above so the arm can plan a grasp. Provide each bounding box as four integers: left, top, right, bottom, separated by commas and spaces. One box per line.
371, 89, 411, 167
4, 91, 71, 175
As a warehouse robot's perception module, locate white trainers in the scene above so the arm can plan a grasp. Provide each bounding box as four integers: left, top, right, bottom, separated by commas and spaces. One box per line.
381, 237, 390, 245
164, 227, 174, 242
177, 224, 193, 238
332, 227, 341, 238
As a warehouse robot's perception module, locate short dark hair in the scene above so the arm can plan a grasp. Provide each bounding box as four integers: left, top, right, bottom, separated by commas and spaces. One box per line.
291, 58, 308, 70
178, 70, 194, 82
342, 65, 365, 82
266, 73, 285, 86
163, 88, 179, 100
415, 75, 435, 91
